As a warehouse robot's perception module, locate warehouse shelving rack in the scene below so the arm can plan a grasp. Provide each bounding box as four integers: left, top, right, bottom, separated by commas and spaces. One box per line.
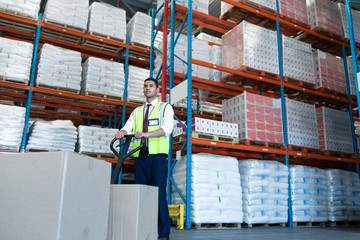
151, 0, 360, 229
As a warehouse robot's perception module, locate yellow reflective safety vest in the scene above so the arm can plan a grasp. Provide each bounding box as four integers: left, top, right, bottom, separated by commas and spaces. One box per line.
132, 101, 169, 157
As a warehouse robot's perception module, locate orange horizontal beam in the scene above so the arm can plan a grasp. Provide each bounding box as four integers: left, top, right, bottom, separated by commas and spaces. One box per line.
175, 13, 229, 34
0, 12, 38, 26
0, 81, 30, 90
288, 150, 357, 163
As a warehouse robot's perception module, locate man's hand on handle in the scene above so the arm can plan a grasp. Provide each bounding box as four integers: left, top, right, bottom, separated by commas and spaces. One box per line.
115, 130, 127, 140
135, 131, 149, 139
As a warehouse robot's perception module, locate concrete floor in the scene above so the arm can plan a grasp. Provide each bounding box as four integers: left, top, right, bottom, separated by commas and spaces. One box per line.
170, 227, 360, 240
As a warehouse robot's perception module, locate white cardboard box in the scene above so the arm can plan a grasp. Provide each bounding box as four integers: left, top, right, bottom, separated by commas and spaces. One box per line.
107, 185, 158, 240
0, 151, 111, 240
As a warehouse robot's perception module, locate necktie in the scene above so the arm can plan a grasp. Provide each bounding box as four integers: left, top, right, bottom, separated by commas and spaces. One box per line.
142, 104, 151, 151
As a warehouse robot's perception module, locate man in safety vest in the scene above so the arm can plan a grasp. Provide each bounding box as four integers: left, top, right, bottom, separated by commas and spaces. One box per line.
115, 77, 173, 240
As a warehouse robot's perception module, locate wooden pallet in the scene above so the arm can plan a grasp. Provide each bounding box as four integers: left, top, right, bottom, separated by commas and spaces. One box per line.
222, 66, 280, 86
173, 134, 187, 145
126, 98, 145, 105
192, 132, 239, 144
82, 33, 126, 53
323, 150, 355, 159
35, 84, 80, 94
329, 221, 350, 227
41, 20, 85, 44
288, 145, 320, 154
172, 17, 203, 35
130, 41, 151, 51
1, 76, 28, 85
25, 148, 57, 152
82, 152, 116, 159
0, 10, 37, 33
240, 139, 285, 149
285, 77, 317, 90
244, 223, 286, 228
84, 91, 123, 101
294, 222, 326, 228
193, 222, 242, 229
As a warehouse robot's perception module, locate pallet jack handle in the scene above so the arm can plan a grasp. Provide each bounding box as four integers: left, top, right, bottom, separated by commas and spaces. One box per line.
110, 135, 146, 184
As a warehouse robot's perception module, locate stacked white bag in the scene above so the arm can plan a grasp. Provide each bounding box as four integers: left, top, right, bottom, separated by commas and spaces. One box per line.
326, 169, 348, 222
0, 37, 33, 83
347, 171, 360, 221
239, 160, 289, 224
127, 66, 149, 102
36, 44, 82, 91
81, 57, 125, 97
26, 120, 77, 151
0, 104, 25, 151
77, 126, 118, 154
0, 0, 41, 19
87, 2, 126, 40
43, 0, 88, 30
290, 166, 327, 222
172, 153, 243, 224
127, 12, 151, 47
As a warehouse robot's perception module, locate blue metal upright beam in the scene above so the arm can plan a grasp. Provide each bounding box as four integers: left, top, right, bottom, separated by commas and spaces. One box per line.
345, 0, 360, 176
185, 0, 193, 230
275, 0, 293, 227
19, 13, 42, 152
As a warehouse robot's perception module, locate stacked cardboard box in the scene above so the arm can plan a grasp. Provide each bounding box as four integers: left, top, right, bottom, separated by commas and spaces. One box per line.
36, 44, 82, 91
338, 3, 360, 43
77, 126, 118, 154
282, 35, 315, 84
0, 0, 41, 19
81, 57, 125, 97
221, 0, 276, 17
172, 153, 243, 224
279, 0, 308, 25
222, 91, 283, 144
0, 37, 33, 83
306, 0, 342, 37
43, 0, 88, 30
285, 98, 319, 149
222, 20, 279, 80
0, 104, 25, 151
313, 49, 346, 94
87, 2, 126, 40
316, 107, 354, 153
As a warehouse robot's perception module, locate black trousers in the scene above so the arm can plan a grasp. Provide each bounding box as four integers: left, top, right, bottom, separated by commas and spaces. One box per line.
135, 151, 170, 239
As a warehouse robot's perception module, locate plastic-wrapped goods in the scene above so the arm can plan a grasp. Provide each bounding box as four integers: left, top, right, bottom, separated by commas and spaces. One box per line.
306, 0, 342, 37
127, 12, 152, 47
279, 0, 308, 26
0, 104, 25, 151
26, 120, 77, 151
77, 125, 117, 154
326, 169, 349, 222
222, 20, 279, 79
172, 153, 243, 224
239, 160, 289, 224
157, 0, 209, 14
172, 98, 222, 115
209, 45, 222, 82
81, 57, 125, 97
285, 98, 319, 149
347, 171, 360, 221
0, 37, 33, 83
128, 65, 149, 102
222, 91, 283, 144
282, 35, 315, 84
316, 107, 354, 153
196, 32, 222, 45
221, 0, 276, 17
0, 0, 41, 19
313, 49, 347, 94
338, 3, 360, 44
346, 56, 358, 96
43, 0, 88, 30
36, 44, 82, 91
87, 2, 126, 40
290, 166, 327, 222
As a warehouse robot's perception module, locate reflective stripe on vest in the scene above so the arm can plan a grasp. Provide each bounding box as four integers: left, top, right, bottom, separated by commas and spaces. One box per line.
132, 101, 169, 157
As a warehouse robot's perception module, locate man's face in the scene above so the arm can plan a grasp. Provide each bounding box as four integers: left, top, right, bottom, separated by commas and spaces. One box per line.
143, 80, 158, 98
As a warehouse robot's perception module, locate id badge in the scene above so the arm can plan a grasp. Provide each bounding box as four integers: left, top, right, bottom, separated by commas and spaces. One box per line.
148, 118, 159, 126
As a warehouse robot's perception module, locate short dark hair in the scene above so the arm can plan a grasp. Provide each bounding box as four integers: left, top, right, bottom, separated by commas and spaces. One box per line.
144, 77, 159, 88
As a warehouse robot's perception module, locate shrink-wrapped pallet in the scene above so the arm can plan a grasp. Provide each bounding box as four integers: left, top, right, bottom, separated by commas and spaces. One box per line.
316, 107, 354, 153
313, 49, 346, 94
157, 0, 209, 15
279, 0, 308, 26
81, 57, 125, 97
0, 104, 26, 151
285, 98, 319, 149
239, 160, 289, 224
26, 120, 77, 152
0, 0, 41, 19
222, 20, 279, 79
222, 91, 283, 144
221, 0, 276, 17
127, 12, 152, 47
346, 56, 358, 96
347, 171, 360, 221
36, 44, 82, 91
127, 66, 149, 102
0, 37, 33, 83
306, 0, 342, 37
209, 45, 222, 82
43, 0, 88, 30
338, 3, 360, 44
77, 126, 118, 154
172, 153, 243, 224
87, 2, 126, 40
